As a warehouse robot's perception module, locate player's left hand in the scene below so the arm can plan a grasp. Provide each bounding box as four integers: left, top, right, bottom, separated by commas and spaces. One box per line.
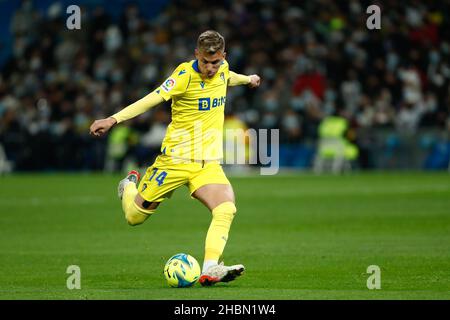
248, 75, 261, 88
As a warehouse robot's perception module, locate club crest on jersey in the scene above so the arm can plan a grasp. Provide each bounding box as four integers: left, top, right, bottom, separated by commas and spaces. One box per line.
220, 72, 225, 83
162, 78, 176, 92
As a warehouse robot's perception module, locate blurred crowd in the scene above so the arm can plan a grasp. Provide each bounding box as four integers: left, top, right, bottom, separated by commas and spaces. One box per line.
0, 0, 449, 171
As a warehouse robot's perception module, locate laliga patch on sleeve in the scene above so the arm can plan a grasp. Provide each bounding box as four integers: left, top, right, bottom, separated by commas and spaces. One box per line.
161, 77, 176, 92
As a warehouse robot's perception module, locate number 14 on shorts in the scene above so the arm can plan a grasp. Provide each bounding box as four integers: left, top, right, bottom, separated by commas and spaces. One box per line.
149, 168, 167, 186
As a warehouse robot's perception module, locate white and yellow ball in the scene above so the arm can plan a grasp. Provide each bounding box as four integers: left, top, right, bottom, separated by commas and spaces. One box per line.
163, 253, 201, 288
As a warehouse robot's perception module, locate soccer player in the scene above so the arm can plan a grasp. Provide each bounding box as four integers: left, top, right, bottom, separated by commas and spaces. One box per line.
90, 30, 261, 286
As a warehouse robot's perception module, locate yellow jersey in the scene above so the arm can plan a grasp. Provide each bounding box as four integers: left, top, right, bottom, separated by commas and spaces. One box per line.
155, 60, 234, 161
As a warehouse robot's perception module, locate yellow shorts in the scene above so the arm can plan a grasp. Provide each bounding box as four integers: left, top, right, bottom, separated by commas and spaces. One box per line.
137, 155, 231, 203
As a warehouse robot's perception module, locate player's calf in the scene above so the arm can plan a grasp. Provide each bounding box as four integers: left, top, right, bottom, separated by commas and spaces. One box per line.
204, 201, 236, 264
126, 194, 160, 226
118, 170, 158, 226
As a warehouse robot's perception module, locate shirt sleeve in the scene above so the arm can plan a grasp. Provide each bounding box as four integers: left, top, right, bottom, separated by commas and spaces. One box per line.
110, 91, 164, 124
155, 64, 190, 101
228, 71, 251, 86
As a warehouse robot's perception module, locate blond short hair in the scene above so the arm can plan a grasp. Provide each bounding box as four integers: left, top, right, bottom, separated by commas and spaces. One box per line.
197, 30, 225, 54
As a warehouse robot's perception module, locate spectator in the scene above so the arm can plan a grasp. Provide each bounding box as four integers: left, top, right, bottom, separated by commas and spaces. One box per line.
0, 0, 449, 171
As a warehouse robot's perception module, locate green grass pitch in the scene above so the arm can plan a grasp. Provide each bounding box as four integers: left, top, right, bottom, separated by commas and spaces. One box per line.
0, 171, 449, 300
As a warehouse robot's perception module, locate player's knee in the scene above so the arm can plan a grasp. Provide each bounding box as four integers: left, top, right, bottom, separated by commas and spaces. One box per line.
126, 212, 147, 226
212, 201, 237, 220
125, 201, 155, 226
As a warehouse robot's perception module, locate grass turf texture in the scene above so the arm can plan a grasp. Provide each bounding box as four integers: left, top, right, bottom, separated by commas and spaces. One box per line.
0, 172, 449, 300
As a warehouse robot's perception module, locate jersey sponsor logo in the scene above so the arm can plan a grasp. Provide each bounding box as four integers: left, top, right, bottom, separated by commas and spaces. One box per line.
161, 77, 176, 92
198, 96, 226, 111
198, 97, 210, 110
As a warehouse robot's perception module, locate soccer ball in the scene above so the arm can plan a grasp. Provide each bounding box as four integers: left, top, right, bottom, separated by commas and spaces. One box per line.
164, 253, 201, 288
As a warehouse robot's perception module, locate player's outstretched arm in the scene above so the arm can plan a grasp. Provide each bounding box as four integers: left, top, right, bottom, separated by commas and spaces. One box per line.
89, 91, 164, 137
228, 71, 261, 88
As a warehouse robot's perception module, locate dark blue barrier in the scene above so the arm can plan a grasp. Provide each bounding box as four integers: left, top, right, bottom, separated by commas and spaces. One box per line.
424, 141, 450, 170
279, 144, 315, 168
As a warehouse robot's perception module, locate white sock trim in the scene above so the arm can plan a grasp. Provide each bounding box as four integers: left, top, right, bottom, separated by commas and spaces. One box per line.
202, 260, 218, 273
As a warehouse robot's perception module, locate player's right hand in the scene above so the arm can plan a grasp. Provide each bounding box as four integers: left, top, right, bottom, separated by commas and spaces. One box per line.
248, 74, 261, 88
89, 117, 117, 137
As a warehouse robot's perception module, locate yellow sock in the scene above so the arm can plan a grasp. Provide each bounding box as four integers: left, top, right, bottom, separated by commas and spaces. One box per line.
204, 201, 237, 262
122, 182, 153, 226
